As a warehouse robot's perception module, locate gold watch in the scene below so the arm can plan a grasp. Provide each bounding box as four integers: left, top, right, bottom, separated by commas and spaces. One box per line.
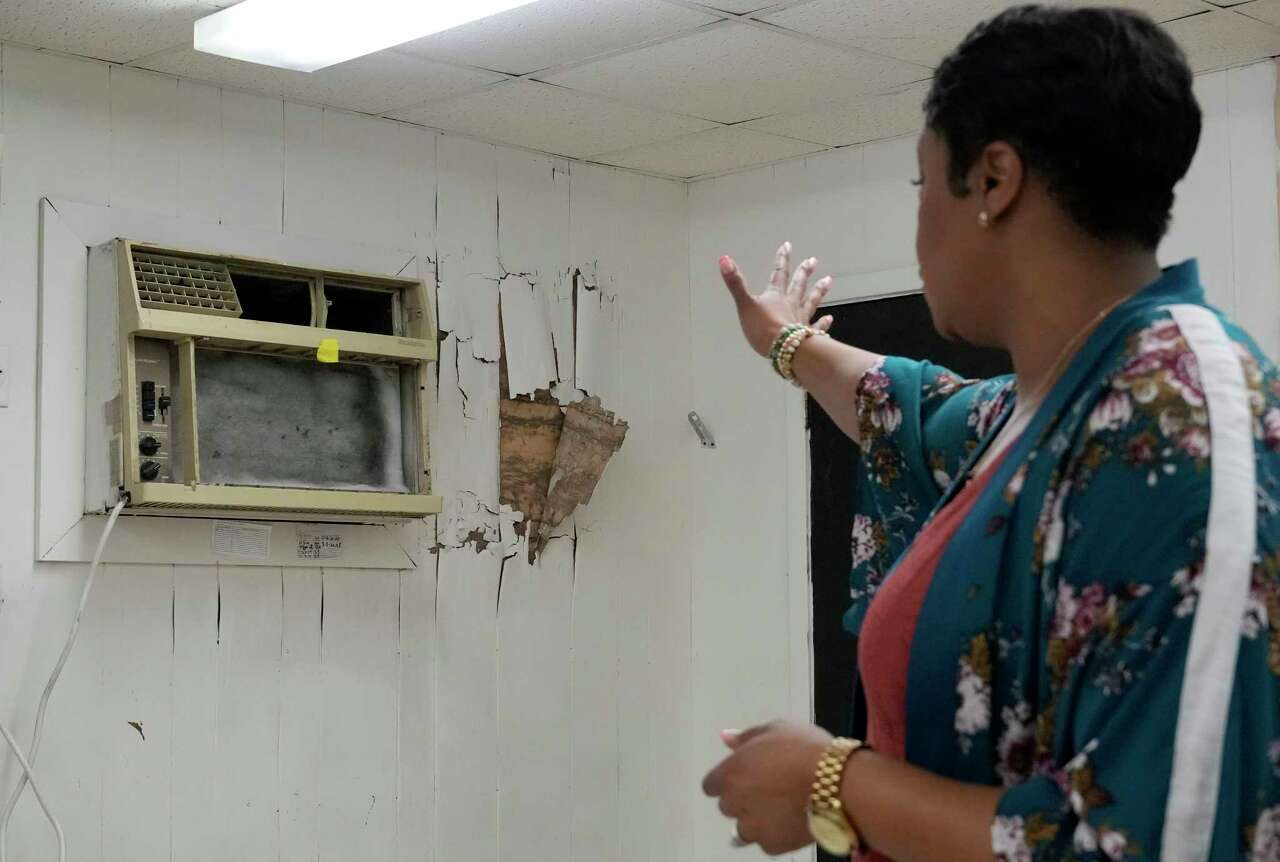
806, 737, 868, 856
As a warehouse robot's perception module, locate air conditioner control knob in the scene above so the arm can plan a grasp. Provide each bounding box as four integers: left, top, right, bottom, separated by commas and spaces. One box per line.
139, 461, 161, 482
139, 436, 161, 456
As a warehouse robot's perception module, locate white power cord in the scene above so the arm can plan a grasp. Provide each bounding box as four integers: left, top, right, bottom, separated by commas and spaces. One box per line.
0, 721, 63, 862
0, 498, 126, 862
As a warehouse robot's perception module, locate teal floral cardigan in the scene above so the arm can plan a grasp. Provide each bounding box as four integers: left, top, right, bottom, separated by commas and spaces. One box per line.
846, 261, 1279, 861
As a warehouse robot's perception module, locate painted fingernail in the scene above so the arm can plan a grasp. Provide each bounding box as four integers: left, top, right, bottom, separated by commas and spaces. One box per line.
719, 256, 734, 273
783, 241, 792, 253
721, 729, 741, 742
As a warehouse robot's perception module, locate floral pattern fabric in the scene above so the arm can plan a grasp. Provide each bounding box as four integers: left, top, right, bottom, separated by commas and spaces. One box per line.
846, 261, 1280, 860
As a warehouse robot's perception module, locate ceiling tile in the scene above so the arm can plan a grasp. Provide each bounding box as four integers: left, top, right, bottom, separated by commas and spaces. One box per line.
1162, 8, 1280, 71
592, 126, 826, 179
395, 0, 719, 76
0, 0, 223, 64
1126, 0, 1220, 16
1237, 0, 1280, 26
134, 47, 505, 115
388, 80, 718, 159
686, 0, 778, 11
762, 0, 1214, 68
740, 81, 928, 147
541, 22, 926, 124
763, 0, 1010, 67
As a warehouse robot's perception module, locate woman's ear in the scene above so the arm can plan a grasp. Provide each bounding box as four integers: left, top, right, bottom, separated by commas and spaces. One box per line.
975, 140, 1024, 224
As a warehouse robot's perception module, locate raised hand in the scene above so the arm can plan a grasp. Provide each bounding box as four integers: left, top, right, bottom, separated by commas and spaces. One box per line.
719, 241, 835, 358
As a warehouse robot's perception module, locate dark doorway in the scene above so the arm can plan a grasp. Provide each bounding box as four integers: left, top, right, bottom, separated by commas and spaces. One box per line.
807, 293, 1012, 777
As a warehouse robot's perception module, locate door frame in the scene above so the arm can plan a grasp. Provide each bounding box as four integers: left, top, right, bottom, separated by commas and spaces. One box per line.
783, 265, 922, 725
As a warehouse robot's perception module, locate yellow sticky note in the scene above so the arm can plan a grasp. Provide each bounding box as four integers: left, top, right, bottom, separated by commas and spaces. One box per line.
316, 338, 340, 363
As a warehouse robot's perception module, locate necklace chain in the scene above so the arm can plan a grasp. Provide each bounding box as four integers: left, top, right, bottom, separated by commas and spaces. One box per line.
976, 293, 1130, 473
1009, 293, 1130, 422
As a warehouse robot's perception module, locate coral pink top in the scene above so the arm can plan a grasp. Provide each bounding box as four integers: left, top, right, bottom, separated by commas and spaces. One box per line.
855, 452, 1008, 861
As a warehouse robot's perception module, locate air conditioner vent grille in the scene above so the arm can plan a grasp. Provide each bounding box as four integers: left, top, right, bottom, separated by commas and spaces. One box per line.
133, 252, 242, 317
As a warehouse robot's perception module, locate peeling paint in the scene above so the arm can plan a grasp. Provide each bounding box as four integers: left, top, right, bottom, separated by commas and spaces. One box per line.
530, 397, 627, 560
498, 383, 627, 562
437, 492, 502, 553
464, 528, 490, 554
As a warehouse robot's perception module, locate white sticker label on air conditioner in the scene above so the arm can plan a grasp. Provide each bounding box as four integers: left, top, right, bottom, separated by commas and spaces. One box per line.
296, 529, 342, 561
213, 521, 271, 560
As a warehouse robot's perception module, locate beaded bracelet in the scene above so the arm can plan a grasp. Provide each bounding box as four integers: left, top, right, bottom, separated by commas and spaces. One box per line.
770, 324, 828, 384
769, 324, 805, 375
778, 327, 816, 382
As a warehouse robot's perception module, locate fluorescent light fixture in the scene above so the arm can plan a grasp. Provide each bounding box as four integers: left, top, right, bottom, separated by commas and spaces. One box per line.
194, 0, 541, 73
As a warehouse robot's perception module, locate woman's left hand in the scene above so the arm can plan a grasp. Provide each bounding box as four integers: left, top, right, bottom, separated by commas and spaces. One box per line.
701, 721, 834, 855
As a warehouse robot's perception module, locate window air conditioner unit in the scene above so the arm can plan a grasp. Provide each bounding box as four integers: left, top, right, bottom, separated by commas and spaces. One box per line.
85, 240, 441, 519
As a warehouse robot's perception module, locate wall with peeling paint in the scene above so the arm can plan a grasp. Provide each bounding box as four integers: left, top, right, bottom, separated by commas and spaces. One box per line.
0, 43, 716, 862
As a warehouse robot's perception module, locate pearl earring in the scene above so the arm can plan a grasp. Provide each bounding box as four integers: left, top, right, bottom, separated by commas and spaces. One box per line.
978, 212, 991, 228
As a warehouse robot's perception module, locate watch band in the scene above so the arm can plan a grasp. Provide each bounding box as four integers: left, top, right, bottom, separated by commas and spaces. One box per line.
808, 737, 868, 854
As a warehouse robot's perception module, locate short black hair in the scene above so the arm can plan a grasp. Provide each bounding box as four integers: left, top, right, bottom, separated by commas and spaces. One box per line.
925, 5, 1201, 249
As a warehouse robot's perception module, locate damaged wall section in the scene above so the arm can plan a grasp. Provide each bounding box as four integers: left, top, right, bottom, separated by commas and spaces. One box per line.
498, 266, 628, 562
499, 389, 627, 562
430, 145, 698, 862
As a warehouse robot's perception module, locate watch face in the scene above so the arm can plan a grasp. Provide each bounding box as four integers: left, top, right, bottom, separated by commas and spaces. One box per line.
808, 811, 854, 856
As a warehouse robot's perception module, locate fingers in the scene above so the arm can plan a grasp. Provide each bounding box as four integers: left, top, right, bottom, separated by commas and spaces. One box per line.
702, 756, 730, 797
802, 276, 833, 320
702, 723, 763, 795
729, 722, 774, 749
813, 315, 834, 332
719, 256, 753, 308
707, 722, 775, 797
787, 257, 817, 300
768, 241, 792, 291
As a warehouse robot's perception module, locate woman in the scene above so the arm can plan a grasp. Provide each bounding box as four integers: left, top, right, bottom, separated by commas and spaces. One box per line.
701, 6, 1279, 862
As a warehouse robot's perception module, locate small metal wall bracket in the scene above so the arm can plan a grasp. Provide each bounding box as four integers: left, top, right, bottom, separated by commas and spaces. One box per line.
687, 411, 716, 448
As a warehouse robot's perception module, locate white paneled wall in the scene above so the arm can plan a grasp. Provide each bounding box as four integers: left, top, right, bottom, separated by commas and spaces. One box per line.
0, 43, 706, 862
